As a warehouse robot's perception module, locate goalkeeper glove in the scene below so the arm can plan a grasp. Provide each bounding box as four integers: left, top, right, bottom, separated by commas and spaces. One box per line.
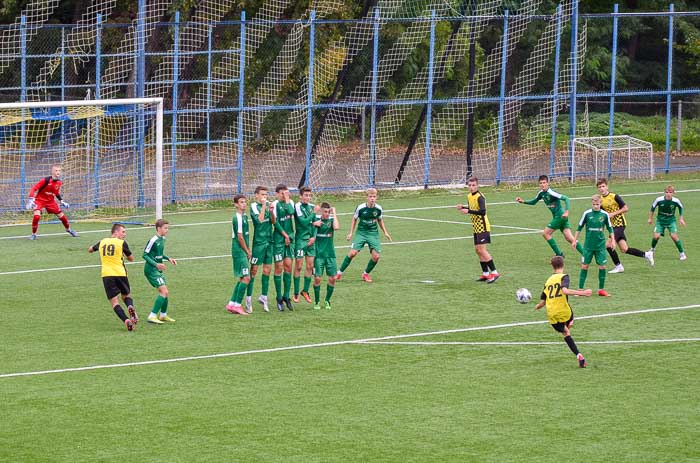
60, 200, 70, 208
25, 199, 36, 210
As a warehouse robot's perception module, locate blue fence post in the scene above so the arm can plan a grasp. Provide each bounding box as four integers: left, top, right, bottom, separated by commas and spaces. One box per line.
495, 10, 509, 186
549, 4, 563, 178
136, 0, 146, 208
368, 7, 380, 187
303, 10, 317, 189
607, 4, 619, 177
93, 14, 102, 209
170, 11, 180, 203
19, 15, 27, 201
423, 10, 436, 189
665, 4, 675, 174
236, 11, 246, 194
205, 24, 213, 197
568, 0, 580, 183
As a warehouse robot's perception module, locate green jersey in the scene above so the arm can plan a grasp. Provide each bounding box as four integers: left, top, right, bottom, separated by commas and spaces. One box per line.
315, 216, 336, 258
250, 201, 273, 245
231, 212, 249, 253
651, 196, 684, 224
143, 234, 169, 271
577, 208, 613, 251
294, 201, 317, 241
524, 188, 570, 218
272, 199, 295, 245
354, 202, 383, 234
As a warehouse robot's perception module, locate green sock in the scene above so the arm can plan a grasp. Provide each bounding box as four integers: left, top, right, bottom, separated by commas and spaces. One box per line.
575, 242, 584, 256
365, 259, 378, 274
293, 275, 300, 295
261, 274, 270, 296
598, 268, 606, 289
283, 272, 292, 299
547, 238, 562, 256
340, 256, 352, 272
274, 274, 282, 298
235, 281, 248, 304
325, 284, 335, 302
313, 285, 320, 304
151, 295, 166, 315
230, 282, 240, 304
579, 268, 588, 289
675, 240, 684, 253
651, 237, 659, 249
161, 297, 169, 315
303, 276, 311, 293
246, 276, 255, 297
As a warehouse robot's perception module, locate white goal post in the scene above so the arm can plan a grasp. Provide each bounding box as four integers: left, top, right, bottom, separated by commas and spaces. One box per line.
0, 97, 164, 224
571, 136, 654, 182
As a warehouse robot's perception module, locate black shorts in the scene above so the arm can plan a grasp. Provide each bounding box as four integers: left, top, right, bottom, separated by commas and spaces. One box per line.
551, 313, 574, 333
102, 276, 131, 300
473, 232, 491, 245
613, 226, 627, 243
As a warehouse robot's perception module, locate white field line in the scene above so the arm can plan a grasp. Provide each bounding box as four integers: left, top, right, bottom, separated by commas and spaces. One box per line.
361, 338, 700, 346
0, 230, 540, 276
383, 214, 540, 231
2, 187, 699, 240
1, 304, 698, 379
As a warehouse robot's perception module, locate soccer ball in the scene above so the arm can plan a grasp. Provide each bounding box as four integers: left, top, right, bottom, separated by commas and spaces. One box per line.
516, 288, 532, 304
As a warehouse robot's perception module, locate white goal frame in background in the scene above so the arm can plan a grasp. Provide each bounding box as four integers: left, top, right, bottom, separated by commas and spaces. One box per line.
572, 135, 654, 183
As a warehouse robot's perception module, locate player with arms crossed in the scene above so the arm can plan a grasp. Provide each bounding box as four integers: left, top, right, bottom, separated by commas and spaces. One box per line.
26, 164, 78, 240
293, 186, 321, 303
271, 184, 296, 311
457, 177, 500, 283
515, 175, 583, 257
337, 188, 392, 283
534, 256, 591, 368
143, 219, 178, 324
312, 203, 340, 310
225, 195, 251, 316
88, 223, 138, 331
573, 195, 615, 297
597, 178, 655, 273
245, 186, 273, 313
649, 185, 687, 261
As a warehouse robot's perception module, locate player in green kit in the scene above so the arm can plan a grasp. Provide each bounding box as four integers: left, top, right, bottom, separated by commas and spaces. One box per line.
245, 186, 273, 313
293, 186, 321, 303
516, 175, 584, 258
143, 219, 178, 324
573, 195, 615, 297
271, 184, 296, 311
226, 194, 251, 316
648, 185, 687, 261
336, 188, 392, 283
313, 203, 340, 310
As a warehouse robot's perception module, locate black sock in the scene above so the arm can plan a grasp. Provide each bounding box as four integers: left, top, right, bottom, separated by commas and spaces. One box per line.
486, 260, 496, 272
124, 297, 134, 309
113, 304, 128, 322
480, 262, 488, 273
625, 247, 645, 258
564, 335, 580, 356
607, 247, 620, 266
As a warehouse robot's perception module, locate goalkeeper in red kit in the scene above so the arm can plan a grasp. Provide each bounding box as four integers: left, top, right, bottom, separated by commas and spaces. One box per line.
26, 164, 78, 240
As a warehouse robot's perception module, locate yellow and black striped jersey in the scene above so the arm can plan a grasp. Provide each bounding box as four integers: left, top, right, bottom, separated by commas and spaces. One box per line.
600, 192, 627, 227
540, 273, 573, 324
91, 238, 132, 277
466, 191, 491, 234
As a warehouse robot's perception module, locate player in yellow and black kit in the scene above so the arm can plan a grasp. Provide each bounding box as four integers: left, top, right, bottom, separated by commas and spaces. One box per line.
534, 256, 592, 368
596, 179, 654, 273
457, 177, 499, 283
88, 223, 138, 331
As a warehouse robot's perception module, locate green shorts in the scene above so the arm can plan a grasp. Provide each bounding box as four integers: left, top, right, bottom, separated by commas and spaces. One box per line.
273, 242, 294, 262
145, 269, 167, 288
251, 242, 273, 266
654, 221, 678, 236
314, 256, 337, 277
547, 216, 571, 232
295, 239, 316, 258
232, 252, 250, 278
351, 231, 381, 253
582, 248, 607, 266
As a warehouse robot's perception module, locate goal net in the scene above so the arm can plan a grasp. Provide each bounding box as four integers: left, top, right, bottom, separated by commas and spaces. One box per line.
0, 98, 163, 225
571, 136, 654, 182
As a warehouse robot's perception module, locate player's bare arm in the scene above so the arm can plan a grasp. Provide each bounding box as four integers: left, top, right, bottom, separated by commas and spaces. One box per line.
346, 217, 357, 241
563, 287, 592, 297
378, 218, 392, 241
331, 207, 340, 230
238, 232, 251, 260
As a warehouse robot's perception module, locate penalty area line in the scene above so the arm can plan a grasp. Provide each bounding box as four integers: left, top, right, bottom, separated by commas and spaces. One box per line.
360, 338, 700, 346
1, 304, 698, 379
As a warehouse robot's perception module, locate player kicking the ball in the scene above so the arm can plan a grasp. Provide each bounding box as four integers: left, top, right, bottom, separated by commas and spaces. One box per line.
27, 164, 78, 240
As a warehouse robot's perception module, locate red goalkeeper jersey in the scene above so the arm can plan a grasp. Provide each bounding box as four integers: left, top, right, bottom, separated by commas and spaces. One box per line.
29, 176, 63, 204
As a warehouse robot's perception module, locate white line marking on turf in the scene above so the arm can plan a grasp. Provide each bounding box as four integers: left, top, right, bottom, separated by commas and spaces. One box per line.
382, 214, 540, 231
1, 304, 697, 379
361, 338, 700, 346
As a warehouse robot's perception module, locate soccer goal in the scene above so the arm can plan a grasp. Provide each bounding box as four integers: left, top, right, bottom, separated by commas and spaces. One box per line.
571, 136, 654, 182
0, 98, 163, 225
